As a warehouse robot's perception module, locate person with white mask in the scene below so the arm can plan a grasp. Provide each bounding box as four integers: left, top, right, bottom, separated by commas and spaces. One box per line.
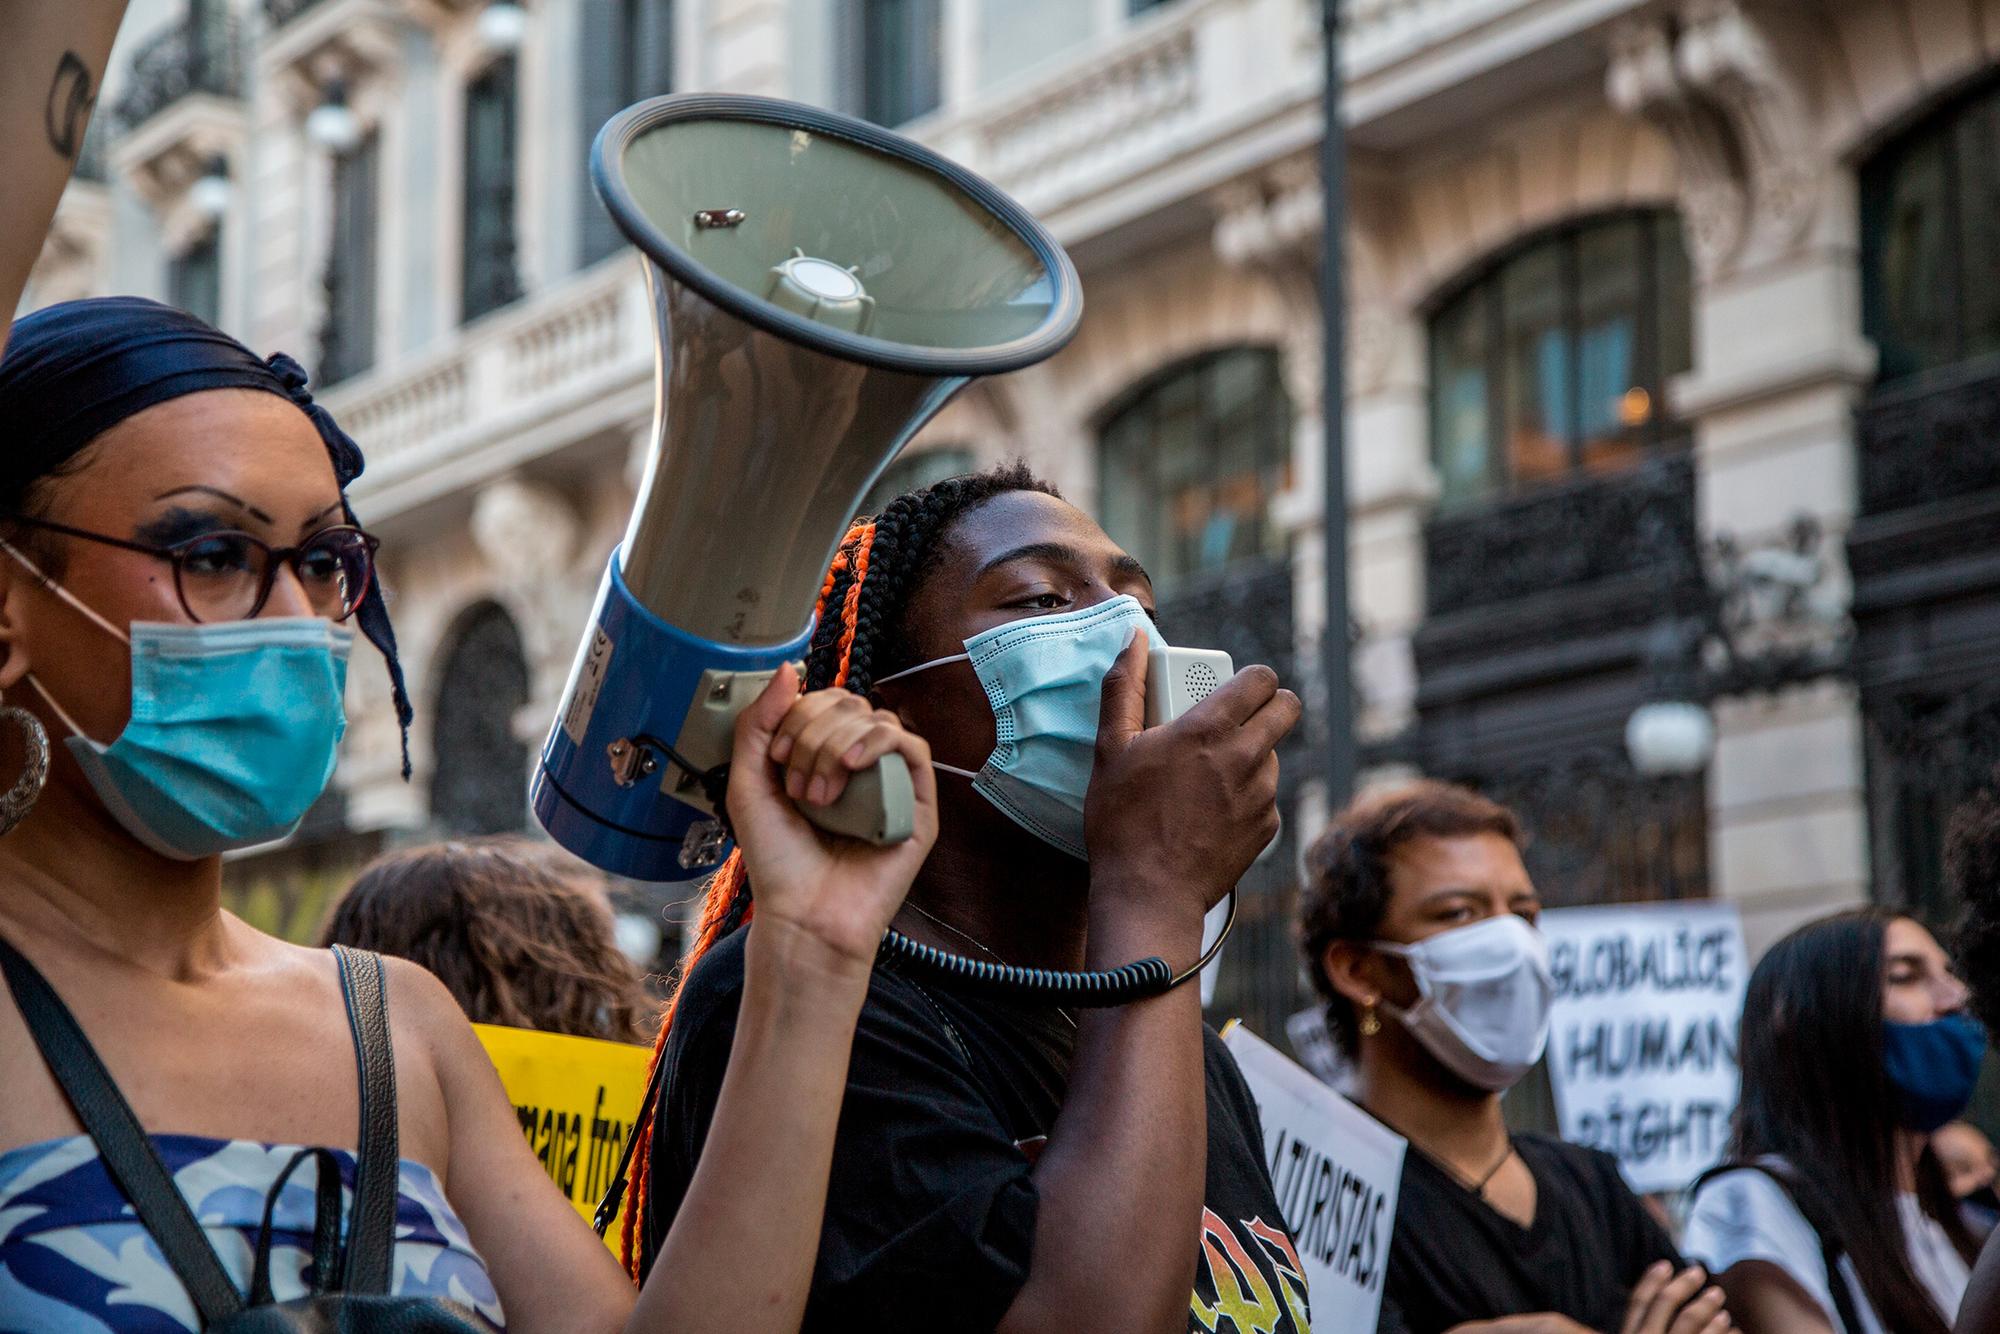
1299, 781, 1738, 1334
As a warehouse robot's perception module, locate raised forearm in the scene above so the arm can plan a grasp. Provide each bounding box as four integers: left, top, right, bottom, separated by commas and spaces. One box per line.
998, 887, 1208, 1334
631, 918, 873, 1334
2, 3, 126, 349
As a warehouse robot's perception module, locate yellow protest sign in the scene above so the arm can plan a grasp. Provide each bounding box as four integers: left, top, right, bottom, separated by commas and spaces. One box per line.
473, 1023, 652, 1249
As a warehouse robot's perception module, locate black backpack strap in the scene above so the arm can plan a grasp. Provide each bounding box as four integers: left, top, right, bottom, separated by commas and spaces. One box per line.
1693, 1161, 1868, 1334
0, 932, 245, 1326
247, 1145, 346, 1305
331, 944, 400, 1295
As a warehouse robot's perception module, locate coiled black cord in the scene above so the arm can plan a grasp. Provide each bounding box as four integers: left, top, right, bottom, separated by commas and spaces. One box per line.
877, 888, 1239, 1006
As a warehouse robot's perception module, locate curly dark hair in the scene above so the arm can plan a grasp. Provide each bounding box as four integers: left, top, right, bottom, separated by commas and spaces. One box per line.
319, 835, 650, 1043
1297, 780, 1522, 1055
1949, 777, 2000, 1039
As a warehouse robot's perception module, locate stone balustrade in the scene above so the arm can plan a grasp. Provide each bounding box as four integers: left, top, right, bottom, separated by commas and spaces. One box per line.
328, 259, 651, 514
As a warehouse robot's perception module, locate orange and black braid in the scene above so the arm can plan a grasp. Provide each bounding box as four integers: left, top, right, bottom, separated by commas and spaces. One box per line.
620, 465, 1059, 1281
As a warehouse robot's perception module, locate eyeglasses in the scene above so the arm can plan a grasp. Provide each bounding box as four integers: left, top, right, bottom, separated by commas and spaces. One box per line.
4, 516, 379, 624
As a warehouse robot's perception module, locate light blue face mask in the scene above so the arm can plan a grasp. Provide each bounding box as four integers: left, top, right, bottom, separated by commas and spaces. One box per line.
876, 594, 1157, 860
8, 546, 352, 860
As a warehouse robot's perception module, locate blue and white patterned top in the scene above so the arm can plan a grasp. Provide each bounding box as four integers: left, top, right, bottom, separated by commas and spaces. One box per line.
0, 1134, 506, 1332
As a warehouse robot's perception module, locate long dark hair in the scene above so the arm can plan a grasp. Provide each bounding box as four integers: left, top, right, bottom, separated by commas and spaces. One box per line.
618, 462, 1060, 1278
1729, 907, 1978, 1334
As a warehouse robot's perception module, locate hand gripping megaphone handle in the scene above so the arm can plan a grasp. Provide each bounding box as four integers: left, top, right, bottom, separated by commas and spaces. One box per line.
798, 751, 916, 844
660, 666, 915, 847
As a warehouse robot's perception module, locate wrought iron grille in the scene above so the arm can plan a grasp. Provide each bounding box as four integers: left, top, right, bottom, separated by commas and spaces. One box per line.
1457, 750, 1711, 907
113, 2, 241, 133
262, 0, 330, 29
1155, 556, 1306, 1043
1856, 355, 2000, 516
1864, 682, 2000, 933
1423, 451, 1698, 620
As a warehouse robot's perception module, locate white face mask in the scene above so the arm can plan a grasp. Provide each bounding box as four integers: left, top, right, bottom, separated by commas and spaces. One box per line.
1373, 915, 1554, 1092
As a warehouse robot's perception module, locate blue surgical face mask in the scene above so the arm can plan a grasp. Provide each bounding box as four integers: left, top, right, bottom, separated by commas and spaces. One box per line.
1883, 1011, 1987, 1133
876, 594, 1156, 860
5, 543, 352, 860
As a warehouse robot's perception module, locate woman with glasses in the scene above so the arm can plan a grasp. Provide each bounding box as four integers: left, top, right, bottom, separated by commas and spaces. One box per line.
0, 294, 940, 1332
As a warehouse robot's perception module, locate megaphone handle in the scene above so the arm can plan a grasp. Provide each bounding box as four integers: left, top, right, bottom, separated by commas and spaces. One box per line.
798, 752, 916, 845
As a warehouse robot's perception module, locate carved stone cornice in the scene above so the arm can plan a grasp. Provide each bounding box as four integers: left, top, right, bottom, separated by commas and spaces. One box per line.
1607, 0, 1819, 279
108, 95, 246, 214
259, 0, 408, 119
1208, 155, 1406, 400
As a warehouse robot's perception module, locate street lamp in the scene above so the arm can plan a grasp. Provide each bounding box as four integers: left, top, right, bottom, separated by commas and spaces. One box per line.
1625, 700, 1717, 777
189, 154, 231, 222
306, 79, 362, 154
1624, 514, 1848, 776
476, 1, 528, 54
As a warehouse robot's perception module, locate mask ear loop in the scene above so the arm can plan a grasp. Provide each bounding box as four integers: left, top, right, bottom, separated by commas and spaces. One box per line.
0, 541, 130, 645
0, 541, 124, 744
872, 652, 968, 689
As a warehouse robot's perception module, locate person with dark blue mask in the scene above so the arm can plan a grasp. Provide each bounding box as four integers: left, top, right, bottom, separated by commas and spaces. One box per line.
0, 295, 955, 1332
1684, 908, 1984, 1334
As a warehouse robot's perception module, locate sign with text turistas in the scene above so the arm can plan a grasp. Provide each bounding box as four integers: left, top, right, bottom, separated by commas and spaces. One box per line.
1541, 901, 1748, 1195
474, 1023, 652, 1251
1224, 1022, 1406, 1333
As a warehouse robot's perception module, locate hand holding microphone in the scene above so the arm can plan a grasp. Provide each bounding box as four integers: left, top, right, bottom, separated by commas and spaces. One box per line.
1084, 632, 1302, 955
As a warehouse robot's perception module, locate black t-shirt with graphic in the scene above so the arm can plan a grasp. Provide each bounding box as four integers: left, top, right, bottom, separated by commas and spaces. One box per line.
641, 925, 1312, 1333
1377, 1133, 1681, 1334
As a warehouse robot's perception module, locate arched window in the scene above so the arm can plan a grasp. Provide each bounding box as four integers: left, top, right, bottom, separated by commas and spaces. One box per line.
1097, 347, 1292, 596
859, 444, 975, 516
1861, 73, 2000, 384
1428, 212, 1692, 509
430, 601, 531, 836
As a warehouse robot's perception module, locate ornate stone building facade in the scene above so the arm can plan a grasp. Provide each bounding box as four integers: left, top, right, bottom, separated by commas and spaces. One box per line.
29, 0, 2000, 1041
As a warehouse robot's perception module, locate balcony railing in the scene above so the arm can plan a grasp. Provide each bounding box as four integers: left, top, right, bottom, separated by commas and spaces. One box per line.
1856, 355, 2000, 516
330, 260, 651, 510
263, 0, 333, 29
917, 0, 1640, 230
112, 6, 241, 133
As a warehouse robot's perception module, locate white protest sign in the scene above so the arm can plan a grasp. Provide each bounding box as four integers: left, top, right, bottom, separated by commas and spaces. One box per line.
1541, 901, 1747, 1195
1223, 1022, 1405, 1334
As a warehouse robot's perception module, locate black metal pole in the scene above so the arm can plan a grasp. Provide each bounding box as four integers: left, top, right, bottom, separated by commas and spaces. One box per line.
1319, 0, 1355, 808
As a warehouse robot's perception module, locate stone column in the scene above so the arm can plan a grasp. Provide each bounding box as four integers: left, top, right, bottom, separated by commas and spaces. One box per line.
1611, 0, 1874, 954
1212, 159, 1433, 845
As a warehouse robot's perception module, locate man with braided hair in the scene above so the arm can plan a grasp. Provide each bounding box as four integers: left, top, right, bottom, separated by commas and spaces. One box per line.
633, 464, 1310, 1333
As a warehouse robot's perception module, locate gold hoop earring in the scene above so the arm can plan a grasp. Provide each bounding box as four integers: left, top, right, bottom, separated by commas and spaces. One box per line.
0, 696, 48, 836
1359, 1000, 1381, 1038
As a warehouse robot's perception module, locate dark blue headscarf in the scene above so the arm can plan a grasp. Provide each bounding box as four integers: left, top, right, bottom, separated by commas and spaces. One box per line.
0, 296, 413, 776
